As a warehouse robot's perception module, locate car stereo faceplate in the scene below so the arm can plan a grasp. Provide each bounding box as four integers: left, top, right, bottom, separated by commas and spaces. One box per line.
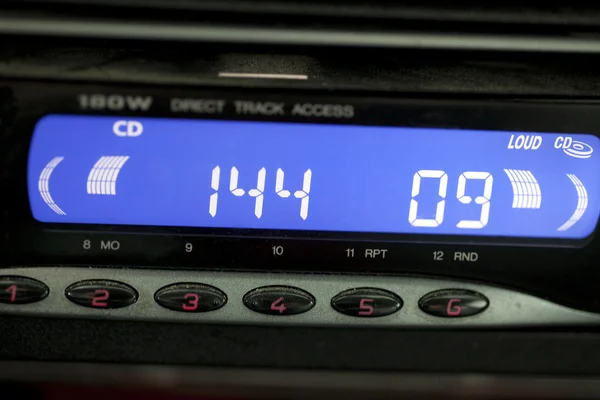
3, 79, 600, 325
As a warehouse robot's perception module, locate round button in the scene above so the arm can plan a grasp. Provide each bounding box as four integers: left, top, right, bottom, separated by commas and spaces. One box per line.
243, 286, 315, 316
155, 283, 227, 312
66, 280, 138, 309
0, 276, 49, 304
419, 289, 489, 318
331, 288, 402, 317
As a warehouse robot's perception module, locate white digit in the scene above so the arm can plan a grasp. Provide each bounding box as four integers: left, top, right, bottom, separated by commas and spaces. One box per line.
185, 242, 193, 253
294, 169, 312, 220
248, 168, 266, 218
275, 169, 291, 198
276, 168, 312, 220
83, 240, 91, 250
228, 167, 266, 219
408, 170, 447, 227
456, 171, 493, 229
229, 167, 245, 196
209, 166, 220, 217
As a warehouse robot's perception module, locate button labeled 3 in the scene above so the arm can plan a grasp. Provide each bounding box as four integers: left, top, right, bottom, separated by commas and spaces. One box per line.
243, 286, 315, 316
419, 289, 488, 318
155, 283, 227, 312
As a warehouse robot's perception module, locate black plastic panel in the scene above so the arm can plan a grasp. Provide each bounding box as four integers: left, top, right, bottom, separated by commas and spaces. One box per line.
2, 317, 600, 375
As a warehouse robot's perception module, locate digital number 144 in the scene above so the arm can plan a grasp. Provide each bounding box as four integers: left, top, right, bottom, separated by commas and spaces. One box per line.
209, 167, 312, 220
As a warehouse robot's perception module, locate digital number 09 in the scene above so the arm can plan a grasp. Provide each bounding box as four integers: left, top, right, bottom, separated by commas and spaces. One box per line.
409, 170, 493, 229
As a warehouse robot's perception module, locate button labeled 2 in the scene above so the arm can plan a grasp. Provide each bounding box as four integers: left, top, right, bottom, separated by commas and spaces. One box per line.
331, 288, 402, 317
155, 283, 227, 312
243, 286, 315, 316
419, 289, 488, 318
0, 276, 49, 304
65, 280, 138, 309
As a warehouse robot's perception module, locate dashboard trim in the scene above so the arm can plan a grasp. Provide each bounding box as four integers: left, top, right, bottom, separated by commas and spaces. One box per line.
0, 266, 599, 327
2, 15, 600, 53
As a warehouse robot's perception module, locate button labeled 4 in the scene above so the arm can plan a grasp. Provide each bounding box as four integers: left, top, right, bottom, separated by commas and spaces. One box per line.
243, 286, 315, 316
270, 297, 287, 314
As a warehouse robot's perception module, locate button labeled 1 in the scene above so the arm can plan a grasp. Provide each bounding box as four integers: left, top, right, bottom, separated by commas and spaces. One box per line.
0, 276, 49, 304
419, 289, 489, 318
243, 286, 315, 316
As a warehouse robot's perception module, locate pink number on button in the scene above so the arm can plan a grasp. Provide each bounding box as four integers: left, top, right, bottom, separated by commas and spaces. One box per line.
182, 293, 199, 311
5, 285, 17, 303
270, 297, 287, 314
358, 298, 374, 316
91, 289, 109, 308
446, 298, 462, 316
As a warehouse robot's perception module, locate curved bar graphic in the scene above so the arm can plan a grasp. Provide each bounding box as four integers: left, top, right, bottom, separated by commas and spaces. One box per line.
557, 174, 588, 232
87, 156, 130, 195
503, 169, 542, 209
38, 157, 66, 215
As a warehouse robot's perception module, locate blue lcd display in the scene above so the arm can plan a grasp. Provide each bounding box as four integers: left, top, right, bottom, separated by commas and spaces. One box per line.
28, 115, 600, 239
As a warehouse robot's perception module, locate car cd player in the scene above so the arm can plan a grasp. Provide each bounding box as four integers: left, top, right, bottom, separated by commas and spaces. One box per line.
3, 79, 600, 327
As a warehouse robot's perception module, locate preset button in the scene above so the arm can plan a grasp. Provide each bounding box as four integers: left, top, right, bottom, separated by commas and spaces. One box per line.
66, 280, 138, 309
155, 283, 227, 312
0, 276, 49, 304
243, 286, 315, 316
331, 288, 402, 317
419, 289, 488, 318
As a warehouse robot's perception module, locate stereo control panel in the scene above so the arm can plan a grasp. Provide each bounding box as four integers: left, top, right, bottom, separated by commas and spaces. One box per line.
4, 80, 600, 318
0, 267, 599, 327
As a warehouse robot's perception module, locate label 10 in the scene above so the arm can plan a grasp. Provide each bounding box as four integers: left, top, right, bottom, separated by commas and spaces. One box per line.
410, 170, 493, 229
209, 167, 312, 220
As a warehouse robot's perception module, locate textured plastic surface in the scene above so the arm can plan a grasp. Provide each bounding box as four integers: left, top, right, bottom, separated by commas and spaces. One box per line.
3, 317, 600, 375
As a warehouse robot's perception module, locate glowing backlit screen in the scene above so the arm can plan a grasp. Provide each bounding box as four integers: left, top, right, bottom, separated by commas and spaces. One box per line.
28, 115, 600, 239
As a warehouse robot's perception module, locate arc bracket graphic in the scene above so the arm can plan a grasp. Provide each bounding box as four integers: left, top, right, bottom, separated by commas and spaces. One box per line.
557, 174, 588, 232
38, 156, 66, 215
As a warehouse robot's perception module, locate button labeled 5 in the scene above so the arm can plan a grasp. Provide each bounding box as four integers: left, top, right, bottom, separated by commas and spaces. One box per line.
331, 288, 402, 318
358, 298, 374, 316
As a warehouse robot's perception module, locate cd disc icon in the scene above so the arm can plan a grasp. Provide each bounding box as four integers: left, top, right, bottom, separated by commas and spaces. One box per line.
563, 140, 594, 159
